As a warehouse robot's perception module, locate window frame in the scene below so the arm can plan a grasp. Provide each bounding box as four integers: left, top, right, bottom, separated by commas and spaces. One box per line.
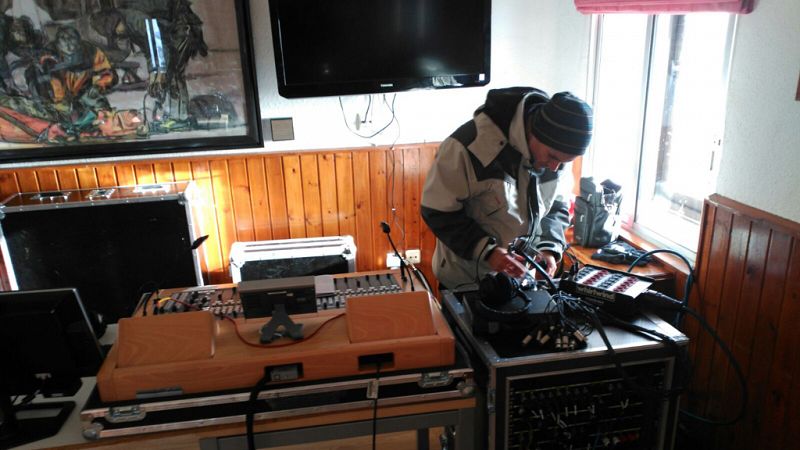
585, 12, 738, 260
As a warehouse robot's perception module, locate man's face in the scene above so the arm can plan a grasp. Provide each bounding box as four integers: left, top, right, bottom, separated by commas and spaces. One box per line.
527, 132, 579, 172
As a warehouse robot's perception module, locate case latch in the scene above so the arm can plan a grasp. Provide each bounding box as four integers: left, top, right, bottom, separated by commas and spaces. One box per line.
106, 405, 146, 423
419, 371, 454, 388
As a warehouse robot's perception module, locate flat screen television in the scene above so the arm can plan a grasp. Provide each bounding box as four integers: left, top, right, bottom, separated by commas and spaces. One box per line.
269, 0, 492, 98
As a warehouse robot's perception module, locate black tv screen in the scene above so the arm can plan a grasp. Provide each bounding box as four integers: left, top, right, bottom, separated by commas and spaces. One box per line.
269, 0, 491, 98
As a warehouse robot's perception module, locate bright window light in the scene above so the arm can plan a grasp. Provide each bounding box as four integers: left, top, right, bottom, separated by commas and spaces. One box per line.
587, 13, 736, 254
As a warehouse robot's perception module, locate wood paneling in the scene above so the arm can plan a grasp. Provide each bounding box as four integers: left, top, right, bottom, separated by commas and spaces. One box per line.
0, 145, 440, 289
688, 194, 800, 450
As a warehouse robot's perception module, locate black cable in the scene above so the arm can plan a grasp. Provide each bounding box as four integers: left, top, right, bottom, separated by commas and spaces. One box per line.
679, 305, 747, 426
136, 291, 153, 316
595, 307, 692, 396
640, 290, 748, 426
380, 221, 414, 291
563, 245, 582, 272
363, 95, 372, 123
584, 308, 647, 395
246, 371, 271, 450
625, 248, 747, 425
511, 248, 557, 291
410, 264, 434, 295
626, 248, 695, 327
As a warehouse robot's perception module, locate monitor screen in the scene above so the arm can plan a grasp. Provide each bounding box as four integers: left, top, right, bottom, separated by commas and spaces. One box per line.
270, 0, 491, 98
0, 288, 104, 447
0, 288, 104, 397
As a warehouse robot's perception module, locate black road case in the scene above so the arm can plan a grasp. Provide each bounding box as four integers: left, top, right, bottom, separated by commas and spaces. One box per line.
80, 356, 476, 449
0, 182, 204, 323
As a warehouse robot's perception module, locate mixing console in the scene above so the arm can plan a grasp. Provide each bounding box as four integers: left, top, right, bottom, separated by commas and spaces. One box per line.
146, 272, 403, 319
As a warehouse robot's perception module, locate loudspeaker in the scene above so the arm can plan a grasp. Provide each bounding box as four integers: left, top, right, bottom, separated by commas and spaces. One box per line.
0, 183, 204, 324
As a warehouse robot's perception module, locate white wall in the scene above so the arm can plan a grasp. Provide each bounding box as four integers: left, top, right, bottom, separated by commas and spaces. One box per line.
715, 0, 800, 222
252, 0, 592, 152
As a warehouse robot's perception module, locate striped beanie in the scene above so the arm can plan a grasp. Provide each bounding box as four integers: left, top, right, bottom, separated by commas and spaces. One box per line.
528, 92, 593, 155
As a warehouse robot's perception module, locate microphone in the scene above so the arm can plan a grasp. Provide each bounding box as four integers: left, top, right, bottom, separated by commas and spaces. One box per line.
379, 221, 414, 290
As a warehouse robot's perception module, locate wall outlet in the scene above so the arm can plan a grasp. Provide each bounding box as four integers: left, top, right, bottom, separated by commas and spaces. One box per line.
386, 252, 401, 268
406, 249, 421, 264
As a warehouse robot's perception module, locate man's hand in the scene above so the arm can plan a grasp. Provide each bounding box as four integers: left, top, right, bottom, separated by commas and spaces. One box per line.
536, 250, 558, 278
486, 247, 528, 278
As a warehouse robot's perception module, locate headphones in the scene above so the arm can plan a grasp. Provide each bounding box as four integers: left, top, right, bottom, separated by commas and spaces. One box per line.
474, 272, 530, 321
479, 272, 521, 306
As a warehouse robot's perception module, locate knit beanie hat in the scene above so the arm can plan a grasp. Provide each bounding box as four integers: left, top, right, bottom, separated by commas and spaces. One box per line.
528, 92, 593, 155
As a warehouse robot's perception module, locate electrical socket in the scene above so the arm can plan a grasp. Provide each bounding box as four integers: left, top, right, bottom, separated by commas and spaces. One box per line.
406, 249, 421, 264
386, 252, 401, 268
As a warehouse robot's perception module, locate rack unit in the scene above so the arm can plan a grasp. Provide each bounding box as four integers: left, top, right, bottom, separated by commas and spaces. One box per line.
441, 291, 688, 450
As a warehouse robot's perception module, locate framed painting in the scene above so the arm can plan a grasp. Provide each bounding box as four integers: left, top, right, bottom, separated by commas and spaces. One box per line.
0, 0, 261, 164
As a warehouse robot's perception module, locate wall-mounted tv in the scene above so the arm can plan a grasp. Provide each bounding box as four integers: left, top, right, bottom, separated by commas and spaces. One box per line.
269, 0, 491, 98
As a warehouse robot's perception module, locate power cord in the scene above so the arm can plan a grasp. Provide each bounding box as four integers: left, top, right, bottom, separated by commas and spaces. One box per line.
640, 290, 748, 426
246, 369, 271, 450
339, 94, 397, 139
625, 247, 746, 424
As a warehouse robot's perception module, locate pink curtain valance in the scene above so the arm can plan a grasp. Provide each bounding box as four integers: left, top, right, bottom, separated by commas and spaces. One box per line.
574, 0, 754, 14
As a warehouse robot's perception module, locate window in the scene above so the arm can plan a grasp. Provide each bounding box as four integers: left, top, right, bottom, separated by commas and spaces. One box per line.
586, 13, 736, 254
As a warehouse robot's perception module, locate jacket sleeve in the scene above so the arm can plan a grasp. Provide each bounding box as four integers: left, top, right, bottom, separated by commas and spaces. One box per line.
421, 138, 493, 260
534, 168, 574, 259
535, 199, 569, 259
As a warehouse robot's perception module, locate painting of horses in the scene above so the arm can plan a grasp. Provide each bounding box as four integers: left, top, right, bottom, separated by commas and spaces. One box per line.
0, 0, 261, 163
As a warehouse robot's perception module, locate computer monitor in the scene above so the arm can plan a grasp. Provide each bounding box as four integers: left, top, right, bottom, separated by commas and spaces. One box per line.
0, 288, 104, 448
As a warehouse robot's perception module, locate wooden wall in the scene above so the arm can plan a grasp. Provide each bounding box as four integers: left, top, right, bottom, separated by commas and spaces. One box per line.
0, 144, 439, 289
686, 194, 800, 450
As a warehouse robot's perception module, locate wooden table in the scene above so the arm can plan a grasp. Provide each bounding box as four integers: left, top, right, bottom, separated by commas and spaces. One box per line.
19, 270, 476, 450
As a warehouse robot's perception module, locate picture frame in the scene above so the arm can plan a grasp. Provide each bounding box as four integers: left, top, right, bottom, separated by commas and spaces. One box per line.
0, 0, 261, 164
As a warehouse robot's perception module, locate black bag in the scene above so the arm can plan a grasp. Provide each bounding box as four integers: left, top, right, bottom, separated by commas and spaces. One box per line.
591, 241, 651, 266
573, 177, 622, 248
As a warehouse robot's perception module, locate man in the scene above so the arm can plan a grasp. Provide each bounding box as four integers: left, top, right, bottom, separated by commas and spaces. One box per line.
420, 87, 593, 289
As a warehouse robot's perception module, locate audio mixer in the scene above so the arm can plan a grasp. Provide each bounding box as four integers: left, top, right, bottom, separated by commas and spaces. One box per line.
143, 272, 403, 319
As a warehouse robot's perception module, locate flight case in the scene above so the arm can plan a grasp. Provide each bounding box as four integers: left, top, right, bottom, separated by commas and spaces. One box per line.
229, 236, 356, 282
80, 353, 476, 448
0, 182, 204, 323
